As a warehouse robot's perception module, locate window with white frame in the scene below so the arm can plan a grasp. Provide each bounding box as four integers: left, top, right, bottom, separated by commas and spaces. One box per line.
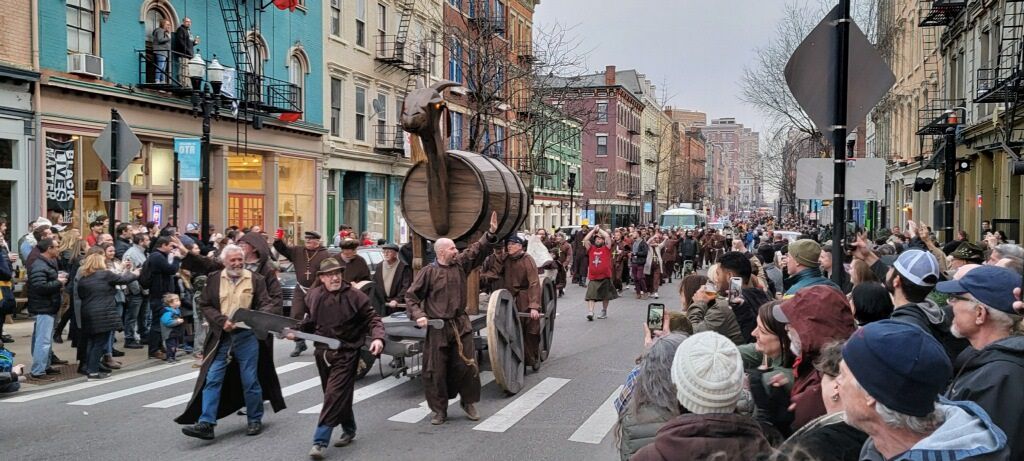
596, 170, 608, 192
596, 135, 608, 156
289, 53, 306, 117
356, 0, 367, 47
450, 112, 463, 150
330, 77, 342, 137
67, 0, 96, 54
355, 86, 367, 141
494, 125, 505, 159
376, 92, 388, 139
378, 3, 387, 36
330, 0, 341, 37
596, 101, 608, 123
449, 37, 463, 83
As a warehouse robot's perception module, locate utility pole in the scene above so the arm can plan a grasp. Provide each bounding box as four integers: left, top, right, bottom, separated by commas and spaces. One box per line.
108, 109, 119, 237
830, 0, 851, 287
942, 126, 956, 242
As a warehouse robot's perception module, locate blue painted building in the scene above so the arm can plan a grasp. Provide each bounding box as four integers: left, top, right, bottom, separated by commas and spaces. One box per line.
35, 0, 326, 241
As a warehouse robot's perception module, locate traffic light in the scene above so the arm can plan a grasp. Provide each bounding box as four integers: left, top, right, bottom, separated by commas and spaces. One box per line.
956, 159, 972, 173
913, 177, 934, 192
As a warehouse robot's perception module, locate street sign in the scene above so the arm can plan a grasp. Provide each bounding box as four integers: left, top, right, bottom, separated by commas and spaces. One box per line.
175, 137, 202, 181
784, 5, 896, 135
93, 113, 143, 174
99, 181, 132, 202
795, 157, 885, 200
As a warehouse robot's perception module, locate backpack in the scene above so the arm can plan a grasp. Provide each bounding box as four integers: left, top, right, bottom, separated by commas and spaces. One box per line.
137, 258, 154, 289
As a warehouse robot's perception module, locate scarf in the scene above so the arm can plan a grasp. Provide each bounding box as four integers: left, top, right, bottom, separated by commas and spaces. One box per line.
381, 259, 398, 296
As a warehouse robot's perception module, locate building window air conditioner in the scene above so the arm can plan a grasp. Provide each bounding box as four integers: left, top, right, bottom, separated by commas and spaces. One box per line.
68, 53, 104, 78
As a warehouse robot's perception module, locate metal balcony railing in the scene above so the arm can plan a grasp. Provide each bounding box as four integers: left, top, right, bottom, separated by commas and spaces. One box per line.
975, 66, 1024, 104
918, 0, 967, 27
375, 123, 405, 153
236, 70, 302, 114
375, 35, 433, 74
135, 50, 192, 95
916, 98, 966, 136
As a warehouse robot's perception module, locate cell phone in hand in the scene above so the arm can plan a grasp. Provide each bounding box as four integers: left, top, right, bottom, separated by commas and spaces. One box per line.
647, 303, 665, 336
729, 277, 742, 301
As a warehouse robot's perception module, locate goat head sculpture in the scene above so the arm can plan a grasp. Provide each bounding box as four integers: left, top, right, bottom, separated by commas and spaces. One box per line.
401, 80, 460, 236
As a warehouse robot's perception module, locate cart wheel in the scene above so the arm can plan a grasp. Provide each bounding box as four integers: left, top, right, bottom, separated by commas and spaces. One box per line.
486, 289, 525, 394
540, 278, 557, 362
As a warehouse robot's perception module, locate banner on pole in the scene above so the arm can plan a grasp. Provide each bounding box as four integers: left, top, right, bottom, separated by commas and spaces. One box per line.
175, 137, 202, 181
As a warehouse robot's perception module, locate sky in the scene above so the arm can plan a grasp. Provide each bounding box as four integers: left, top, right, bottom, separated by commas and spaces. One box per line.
534, 0, 790, 135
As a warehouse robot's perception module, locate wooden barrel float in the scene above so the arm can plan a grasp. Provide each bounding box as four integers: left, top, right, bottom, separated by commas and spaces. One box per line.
401, 150, 529, 242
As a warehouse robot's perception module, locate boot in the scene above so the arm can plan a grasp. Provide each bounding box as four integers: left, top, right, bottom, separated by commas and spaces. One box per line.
102, 355, 123, 370
461, 403, 480, 421
182, 422, 215, 440
290, 340, 308, 358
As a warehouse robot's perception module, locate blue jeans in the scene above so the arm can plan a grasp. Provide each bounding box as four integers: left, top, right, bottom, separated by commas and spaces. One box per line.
200, 329, 263, 425
124, 294, 143, 342
314, 425, 334, 446
155, 52, 168, 83
31, 314, 55, 376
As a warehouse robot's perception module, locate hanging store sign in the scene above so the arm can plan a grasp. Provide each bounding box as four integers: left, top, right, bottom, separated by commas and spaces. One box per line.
45, 138, 76, 212
175, 137, 202, 181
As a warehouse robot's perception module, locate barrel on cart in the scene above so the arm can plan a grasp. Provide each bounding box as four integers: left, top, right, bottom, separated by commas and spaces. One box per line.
401, 150, 529, 242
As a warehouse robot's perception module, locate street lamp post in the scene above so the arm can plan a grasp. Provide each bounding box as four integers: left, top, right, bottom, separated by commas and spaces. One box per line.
188, 54, 225, 245
567, 172, 576, 226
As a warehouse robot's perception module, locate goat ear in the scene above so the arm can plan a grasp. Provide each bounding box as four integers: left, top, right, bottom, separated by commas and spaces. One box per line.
445, 106, 452, 141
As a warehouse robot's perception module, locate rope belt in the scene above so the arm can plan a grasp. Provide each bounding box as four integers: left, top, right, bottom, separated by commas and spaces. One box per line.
448, 318, 478, 375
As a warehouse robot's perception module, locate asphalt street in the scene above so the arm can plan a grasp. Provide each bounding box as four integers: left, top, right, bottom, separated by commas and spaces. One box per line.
1, 281, 682, 461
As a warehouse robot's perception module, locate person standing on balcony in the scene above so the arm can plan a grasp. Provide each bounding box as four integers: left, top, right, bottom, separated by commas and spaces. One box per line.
152, 19, 172, 84
173, 18, 200, 84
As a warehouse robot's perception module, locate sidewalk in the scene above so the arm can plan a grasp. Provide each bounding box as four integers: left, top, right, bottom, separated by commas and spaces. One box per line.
3, 314, 159, 388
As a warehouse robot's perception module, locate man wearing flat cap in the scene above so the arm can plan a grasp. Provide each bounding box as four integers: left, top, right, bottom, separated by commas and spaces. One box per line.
938, 265, 1024, 459
296, 258, 385, 458
371, 243, 411, 314
333, 239, 371, 285
274, 230, 333, 357
483, 235, 542, 370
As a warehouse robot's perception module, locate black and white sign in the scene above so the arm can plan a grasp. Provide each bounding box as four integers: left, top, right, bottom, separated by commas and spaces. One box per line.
45, 139, 76, 211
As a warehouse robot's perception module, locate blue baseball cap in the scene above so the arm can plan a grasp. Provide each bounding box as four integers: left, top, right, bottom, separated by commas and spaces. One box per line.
935, 265, 1023, 315
892, 249, 940, 287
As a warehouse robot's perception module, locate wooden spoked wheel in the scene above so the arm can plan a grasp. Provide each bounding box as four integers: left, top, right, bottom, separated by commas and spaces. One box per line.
539, 278, 557, 363
486, 289, 525, 394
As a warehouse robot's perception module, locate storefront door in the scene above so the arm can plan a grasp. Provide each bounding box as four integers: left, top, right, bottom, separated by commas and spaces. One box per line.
228, 194, 264, 230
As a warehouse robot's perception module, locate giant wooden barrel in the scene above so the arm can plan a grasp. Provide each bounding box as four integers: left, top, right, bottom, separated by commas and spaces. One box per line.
401, 150, 529, 242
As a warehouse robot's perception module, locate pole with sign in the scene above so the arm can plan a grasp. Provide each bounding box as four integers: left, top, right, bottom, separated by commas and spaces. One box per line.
173, 138, 202, 228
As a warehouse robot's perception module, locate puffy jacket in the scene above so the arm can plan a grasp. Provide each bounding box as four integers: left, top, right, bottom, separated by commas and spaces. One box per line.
679, 238, 698, 259
686, 296, 744, 345
618, 405, 676, 461
946, 336, 1024, 460
630, 413, 771, 461
26, 255, 62, 315
631, 240, 649, 266
783, 267, 841, 296
76, 270, 137, 335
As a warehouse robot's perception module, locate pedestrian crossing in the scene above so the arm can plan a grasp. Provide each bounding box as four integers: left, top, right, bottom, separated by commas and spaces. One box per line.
0, 360, 625, 445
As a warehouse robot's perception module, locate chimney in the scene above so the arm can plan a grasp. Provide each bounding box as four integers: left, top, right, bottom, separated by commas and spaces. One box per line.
605, 65, 616, 86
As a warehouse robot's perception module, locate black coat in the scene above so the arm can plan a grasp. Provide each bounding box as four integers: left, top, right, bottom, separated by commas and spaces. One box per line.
946, 336, 1024, 460
76, 270, 137, 335
27, 255, 63, 315
146, 250, 181, 301
171, 25, 194, 57
371, 259, 412, 308
114, 238, 132, 260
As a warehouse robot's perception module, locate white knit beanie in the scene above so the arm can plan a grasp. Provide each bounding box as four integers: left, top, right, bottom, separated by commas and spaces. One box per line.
671, 331, 744, 415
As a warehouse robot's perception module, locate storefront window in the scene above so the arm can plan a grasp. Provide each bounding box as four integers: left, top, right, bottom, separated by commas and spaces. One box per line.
365, 174, 386, 240
278, 156, 315, 243
78, 135, 109, 226
343, 173, 362, 235
227, 153, 264, 190
150, 146, 173, 187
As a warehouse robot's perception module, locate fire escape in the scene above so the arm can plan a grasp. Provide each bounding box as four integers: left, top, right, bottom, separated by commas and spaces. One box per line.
915, 0, 967, 166
976, 1, 1024, 157
375, 0, 432, 154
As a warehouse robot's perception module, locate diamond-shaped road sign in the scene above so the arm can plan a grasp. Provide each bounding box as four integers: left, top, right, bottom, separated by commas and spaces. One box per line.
93, 113, 143, 175
785, 5, 896, 135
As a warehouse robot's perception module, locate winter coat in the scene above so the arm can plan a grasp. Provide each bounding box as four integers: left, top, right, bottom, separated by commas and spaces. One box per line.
946, 336, 1024, 460
630, 412, 771, 461
171, 25, 194, 57
892, 300, 969, 365
76, 270, 138, 335
859, 400, 1010, 461
618, 405, 676, 461
631, 240, 649, 266
679, 238, 698, 259
146, 249, 181, 301
781, 412, 867, 461
733, 286, 770, 343
686, 296, 744, 345
26, 255, 62, 315
739, 343, 795, 435
114, 238, 132, 260
783, 267, 841, 296
159, 305, 185, 341
785, 288, 856, 432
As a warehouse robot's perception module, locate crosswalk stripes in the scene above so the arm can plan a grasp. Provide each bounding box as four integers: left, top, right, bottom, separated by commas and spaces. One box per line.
298, 375, 411, 414
568, 386, 623, 444
473, 377, 571, 433
280, 377, 321, 397
143, 361, 313, 409
69, 370, 200, 406
387, 371, 495, 424
0, 361, 189, 404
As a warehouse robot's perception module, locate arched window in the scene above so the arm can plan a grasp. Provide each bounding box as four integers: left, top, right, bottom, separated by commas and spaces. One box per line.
288, 47, 310, 117
141, 0, 178, 40
244, 32, 269, 76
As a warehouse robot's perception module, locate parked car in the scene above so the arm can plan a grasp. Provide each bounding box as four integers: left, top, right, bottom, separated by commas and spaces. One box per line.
278, 246, 384, 314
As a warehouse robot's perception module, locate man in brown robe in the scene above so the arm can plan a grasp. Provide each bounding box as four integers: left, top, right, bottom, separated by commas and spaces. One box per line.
552, 233, 572, 297
334, 238, 371, 283
662, 233, 678, 283
406, 212, 498, 425
298, 258, 384, 459
371, 243, 412, 315
484, 235, 543, 369
177, 244, 284, 440
274, 231, 333, 357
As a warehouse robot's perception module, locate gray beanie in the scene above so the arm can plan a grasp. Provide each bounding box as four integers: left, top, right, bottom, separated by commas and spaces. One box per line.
671, 332, 744, 414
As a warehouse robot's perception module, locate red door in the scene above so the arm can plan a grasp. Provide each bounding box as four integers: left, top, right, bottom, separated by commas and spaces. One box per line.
228, 194, 265, 230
